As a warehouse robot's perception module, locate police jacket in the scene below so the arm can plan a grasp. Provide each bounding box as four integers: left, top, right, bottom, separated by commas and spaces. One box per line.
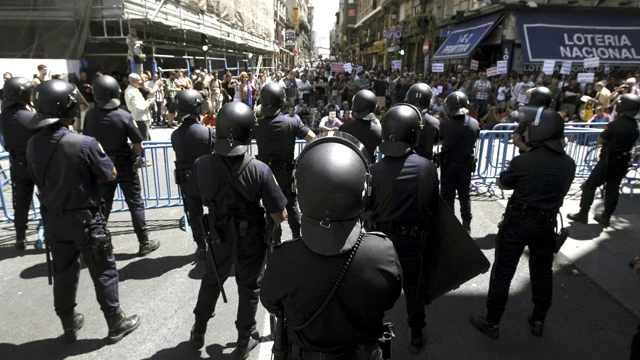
439, 115, 480, 162
171, 119, 215, 170
254, 114, 310, 164
260, 233, 402, 353
339, 119, 382, 163
415, 113, 440, 160
83, 107, 143, 158
500, 146, 576, 211
0, 105, 37, 158
599, 114, 640, 159
26, 124, 114, 212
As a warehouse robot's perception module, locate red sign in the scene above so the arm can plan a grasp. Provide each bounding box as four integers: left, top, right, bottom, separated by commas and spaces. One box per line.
348, 9, 356, 16
422, 39, 430, 57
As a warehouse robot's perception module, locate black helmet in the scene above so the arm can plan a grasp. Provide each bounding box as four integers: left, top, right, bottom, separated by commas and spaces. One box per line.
29, 80, 79, 129
214, 102, 255, 157
617, 94, 640, 116
405, 83, 433, 111
176, 89, 204, 118
445, 91, 470, 117
525, 108, 565, 153
92, 75, 121, 109
528, 87, 553, 108
294, 132, 370, 256
259, 82, 285, 117
2, 77, 34, 109
379, 104, 422, 157
352, 89, 377, 120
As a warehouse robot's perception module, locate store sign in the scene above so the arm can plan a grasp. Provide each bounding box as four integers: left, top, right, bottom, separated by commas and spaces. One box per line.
433, 13, 503, 60
373, 39, 386, 53
285, 29, 295, 40
348, 9, 356, 17
384, 30, 403, 39
517, 12, 640, 64
293, 7, 299, 29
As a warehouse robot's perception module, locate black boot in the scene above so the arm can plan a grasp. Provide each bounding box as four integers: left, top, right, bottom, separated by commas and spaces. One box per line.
463, 219, 471, 233
469, 315, 500, 340
15, 228, 26, 250
138, 232, 160, 256
527, 311, 545, 337
60, 312, 84, 344
408, 328, 426, 354
593, 212, 611, 227
106, 311, 140, 344
567, 210, 589, 224
195, 239, 206, 261
190, 318, 208, 350
235, 329, 260, 360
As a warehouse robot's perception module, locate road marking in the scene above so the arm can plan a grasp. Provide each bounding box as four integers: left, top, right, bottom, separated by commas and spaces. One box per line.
257, 311, 273, 360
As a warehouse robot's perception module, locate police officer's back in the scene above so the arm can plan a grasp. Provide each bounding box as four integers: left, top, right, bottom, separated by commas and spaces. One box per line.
368, 104, 438, 354
405, 83, 440, 161
254, 82, 315, 240
339, 89, 382, 162
261, 132, 402, 359
569, 93, 640, 227
171, 89, 216, 259
471, 87, 575, 340
0, 77, 37, 249
511, 87, 555, 154
188, 102, 287, 359
440, 91, 480, 231
84, 75, 160, 256
26, 80, 140, 344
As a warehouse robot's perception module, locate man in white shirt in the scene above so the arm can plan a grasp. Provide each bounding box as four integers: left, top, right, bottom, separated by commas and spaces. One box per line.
125, 73, 154, 140
318, 105, 342, 133
514, 75, 535, 105
296, 74, 312, 105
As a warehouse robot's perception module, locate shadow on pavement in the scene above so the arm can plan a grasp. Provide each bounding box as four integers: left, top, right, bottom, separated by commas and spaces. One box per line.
143, 340, 203, 360
564, 223, 603, 241
118, 254, 195, 281
105, 219, 179, 237
204, 343, 237, 359
0, 246, 42, 263
475, 233, 498, 250
0, 338, 105, 360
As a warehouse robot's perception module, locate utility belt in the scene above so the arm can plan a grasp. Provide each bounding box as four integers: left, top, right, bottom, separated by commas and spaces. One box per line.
289, 342, 382, 360
604, 148, 632, 162
174, 167, 192, 185
372, 222, 424, 237
109, 154, 140, 172
507, 202, 558, 225
439, 153, 477, 172
259, 157, 295, 173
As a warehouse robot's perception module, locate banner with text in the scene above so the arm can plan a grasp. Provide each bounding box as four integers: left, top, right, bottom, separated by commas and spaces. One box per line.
432, 13, 503, 60
432, 63, 445, 73
487, 67, 498, 77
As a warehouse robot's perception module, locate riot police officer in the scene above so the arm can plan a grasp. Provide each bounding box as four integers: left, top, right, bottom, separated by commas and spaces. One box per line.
84, 75, 160, 256
405, 83, 440, 161
568, 93, 640, 227
188, 102, 287, 359
26, 80, 140, 344
171, 89, 215, 259
254, 82, 315, 240
512, 87, 555, 154
470, 90, 576, 340
368, 104, 439, 354
0, 77, 36, 249
339, 89, 382, 162
440, 91, 480, 232
261, 132, 402, 360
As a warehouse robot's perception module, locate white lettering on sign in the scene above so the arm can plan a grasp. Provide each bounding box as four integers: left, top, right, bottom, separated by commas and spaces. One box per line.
457, 33, 474, 44
559, 33, 640, 60
440, 44, 472, 55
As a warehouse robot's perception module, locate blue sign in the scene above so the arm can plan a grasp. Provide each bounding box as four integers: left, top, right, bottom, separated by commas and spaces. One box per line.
440, 29, 451, 39
517, 12, 640, 65
433, 13, 503, 60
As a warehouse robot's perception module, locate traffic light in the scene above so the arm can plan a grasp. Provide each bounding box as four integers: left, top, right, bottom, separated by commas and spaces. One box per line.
398, 49, 405, 56
201, 33, 209, 52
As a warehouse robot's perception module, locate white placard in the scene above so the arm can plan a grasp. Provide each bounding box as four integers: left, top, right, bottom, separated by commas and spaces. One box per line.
496, 60, 508, 75
432, 87, 441, 96
343, 63, 353, 73
391, 60, 402, 69
584, 57, 600, 69
486, 67, 498, 77
437, 85, 443, 93
470, 60, 479, 70
356, 66, 363, 73
560, 61, 572, 75
542, 60, 555, 75
577, 73, 595, 83
432, 63, 445, 73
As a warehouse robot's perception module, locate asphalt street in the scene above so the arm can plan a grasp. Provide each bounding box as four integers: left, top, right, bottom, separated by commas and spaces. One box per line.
0, 127, 637, 360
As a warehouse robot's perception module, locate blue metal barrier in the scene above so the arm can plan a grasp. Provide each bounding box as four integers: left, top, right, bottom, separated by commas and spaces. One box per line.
1, 130, 638, 224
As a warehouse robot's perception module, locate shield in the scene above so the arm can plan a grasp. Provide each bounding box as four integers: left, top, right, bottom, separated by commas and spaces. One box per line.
422, 196, 491, 304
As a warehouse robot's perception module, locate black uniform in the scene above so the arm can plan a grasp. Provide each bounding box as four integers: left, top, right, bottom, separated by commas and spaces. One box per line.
0, 105, 37, 240
190, 153, 287, 337
83, 107, 148, 237
439, 115, 480, 224
171, 119, 215, 244
27, 124, 121, 318
579, 114, 639, 218
485, 146, 575, 325
261, 234, 402, 356
369, 153, 439, 337
254, 113, 310, 239
339, 119, 382, 163
415, 113, 440, 160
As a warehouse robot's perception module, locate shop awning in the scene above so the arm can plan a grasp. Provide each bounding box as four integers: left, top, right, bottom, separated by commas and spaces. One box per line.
432, 13, 503, 60
355, 7, 382, 28
517, 11, 640, 65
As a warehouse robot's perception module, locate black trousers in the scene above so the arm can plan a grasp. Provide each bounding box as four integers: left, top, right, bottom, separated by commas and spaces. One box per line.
10, 162, 34, 235
272, 169, 301, 239
100, 165, 147, 237
179, 183, 204, 241
580, 157, 629, 216
44, 210, 120, 318
193, 218, 266, 335
631, 323, 640, 360
388, 233, 426, 331
441, 160, 472, 222
486, 216, 556, 323
289, 343, 383, 360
